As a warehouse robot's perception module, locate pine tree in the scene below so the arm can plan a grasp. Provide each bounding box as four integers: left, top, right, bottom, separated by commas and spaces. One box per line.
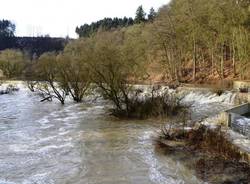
148, 7, 157, 22
135, 5, 146, 24
0, 20, 15, 37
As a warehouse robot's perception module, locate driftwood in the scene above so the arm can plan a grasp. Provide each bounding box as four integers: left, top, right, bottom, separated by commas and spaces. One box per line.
40, 96, 52, 102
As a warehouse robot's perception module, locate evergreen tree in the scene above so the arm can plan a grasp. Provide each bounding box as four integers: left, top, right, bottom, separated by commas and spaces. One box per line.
148, 7, 157, 22
0, 20, 15, 37
135, 5, 146, 24
0, 20, 16, 50
76, 17, 135, 37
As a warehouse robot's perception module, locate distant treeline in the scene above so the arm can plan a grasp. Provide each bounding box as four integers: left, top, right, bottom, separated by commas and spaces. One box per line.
0, 36, 68, 57
0, 19, 68, 57
76, 6, 156, 37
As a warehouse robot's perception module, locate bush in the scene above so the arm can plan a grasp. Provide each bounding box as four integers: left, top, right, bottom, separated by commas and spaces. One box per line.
211, 80, 233, 96
0, 49, 27, 79
211, 87, 224, 96
111, 87, 189, 119
239, 87, 249, 93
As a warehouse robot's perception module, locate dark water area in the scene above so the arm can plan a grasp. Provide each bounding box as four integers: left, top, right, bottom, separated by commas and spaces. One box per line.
243, 112, 250, 118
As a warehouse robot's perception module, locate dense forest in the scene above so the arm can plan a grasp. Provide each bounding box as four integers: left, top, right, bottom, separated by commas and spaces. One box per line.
152, 0, 250, 82
76, 6, 157, 37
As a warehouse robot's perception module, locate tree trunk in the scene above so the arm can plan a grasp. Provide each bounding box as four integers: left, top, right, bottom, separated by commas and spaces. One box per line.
232, 43, 236, 77
211, 48, 214, 76
192, 38, 197, 81
220, 46, 224, 79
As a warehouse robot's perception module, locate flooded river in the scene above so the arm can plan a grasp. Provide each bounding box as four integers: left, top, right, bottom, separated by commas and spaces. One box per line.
0, 83, 235, 184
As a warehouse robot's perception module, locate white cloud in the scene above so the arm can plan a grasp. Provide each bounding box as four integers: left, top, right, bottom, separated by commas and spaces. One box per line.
0, 0, 169, 38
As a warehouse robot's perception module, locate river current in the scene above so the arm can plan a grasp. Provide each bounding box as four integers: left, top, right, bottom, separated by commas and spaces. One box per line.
0, 83, 235, 184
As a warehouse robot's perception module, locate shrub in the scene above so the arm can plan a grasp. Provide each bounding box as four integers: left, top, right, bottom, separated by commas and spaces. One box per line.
239, 87, 249, 93
111, 87, 189, 119
211, 80, 233, 96
211, 87, 224, 96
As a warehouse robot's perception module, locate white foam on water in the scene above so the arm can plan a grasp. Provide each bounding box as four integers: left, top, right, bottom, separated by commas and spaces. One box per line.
182, 91, 236, 105
37, 118, 50, 124
9, 144, 30, 153
58, 131, 70, 136
37, 117, 55, 129
0, 180, 17, 184
37, 143, 73, 154
23, 172, 53, 184
236, 117, 250, 126
35, 136, 58, 144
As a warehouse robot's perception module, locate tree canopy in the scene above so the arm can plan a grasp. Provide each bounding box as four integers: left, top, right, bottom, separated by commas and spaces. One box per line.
0, 19, 15, 37
76, 6, 157, 38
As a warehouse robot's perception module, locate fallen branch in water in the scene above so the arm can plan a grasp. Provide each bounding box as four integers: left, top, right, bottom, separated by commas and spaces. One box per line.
40, 96, 52, 102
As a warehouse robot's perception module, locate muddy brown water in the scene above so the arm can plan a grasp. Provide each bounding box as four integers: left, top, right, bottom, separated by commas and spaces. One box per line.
0, 83, 238, 184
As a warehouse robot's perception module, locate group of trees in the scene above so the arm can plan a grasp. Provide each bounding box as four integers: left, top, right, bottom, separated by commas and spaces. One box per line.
25, 25, 147, 107
152, 0, 250, 81
21, 26, 185, 119
16, 37, 68, 56
76, 17, 134, 37
76, 6, 156, 37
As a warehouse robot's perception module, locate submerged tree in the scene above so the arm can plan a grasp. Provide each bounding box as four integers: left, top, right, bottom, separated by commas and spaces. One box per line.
89, 27, 147, 116
57, 39, 92, 102
35, 52, 67, 104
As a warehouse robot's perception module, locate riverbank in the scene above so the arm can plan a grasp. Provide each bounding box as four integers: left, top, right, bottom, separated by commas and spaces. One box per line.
156, 117, 250, 183
156, 135, 250, 183
155, 140, 250, 184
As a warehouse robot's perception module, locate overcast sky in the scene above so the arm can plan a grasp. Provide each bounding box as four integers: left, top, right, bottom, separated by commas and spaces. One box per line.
0, 0, 168, 38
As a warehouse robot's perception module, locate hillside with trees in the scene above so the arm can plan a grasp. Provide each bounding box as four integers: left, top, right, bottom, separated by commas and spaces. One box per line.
150, 0, 250, 83
74, 1, 250, 85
